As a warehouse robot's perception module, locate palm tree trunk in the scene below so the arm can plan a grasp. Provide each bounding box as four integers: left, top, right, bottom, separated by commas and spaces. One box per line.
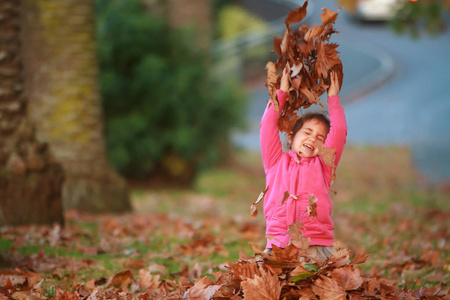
21, 0, 131, 213
0, 0, 64, 226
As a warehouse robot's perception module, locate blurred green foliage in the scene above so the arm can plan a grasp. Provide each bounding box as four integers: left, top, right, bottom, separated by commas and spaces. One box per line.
216, 5, 268, 39
95, 0, 247, 182
390, 0, 449, 37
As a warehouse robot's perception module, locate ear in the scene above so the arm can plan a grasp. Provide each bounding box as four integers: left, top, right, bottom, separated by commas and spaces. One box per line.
287, 131, 294, 147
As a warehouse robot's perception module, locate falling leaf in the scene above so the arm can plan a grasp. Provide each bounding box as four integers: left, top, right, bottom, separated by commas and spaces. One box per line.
315, 141, 336, 168
285, 1, 308, 23
241, 268, 281, 300
312, 275, 347, 300
251, 186, 268, 217
307, 194, 318, 219
320, 8, 338, 27
287, 221, 310, 250
265, 62, 279, 113
280, 191, 290, 205
268, 2, 342, 133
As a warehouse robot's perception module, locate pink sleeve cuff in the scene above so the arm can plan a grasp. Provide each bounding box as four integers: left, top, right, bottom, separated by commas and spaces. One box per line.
276, 90, 288, 110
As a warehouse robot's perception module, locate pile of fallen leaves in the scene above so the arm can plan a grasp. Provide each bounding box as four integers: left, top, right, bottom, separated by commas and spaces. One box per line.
1, 242, 448, 299
266, 1, 344, 132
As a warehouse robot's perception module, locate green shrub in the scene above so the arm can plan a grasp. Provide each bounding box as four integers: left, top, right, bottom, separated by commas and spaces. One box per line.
216, 5, 268, 39
95, 0, 247, 183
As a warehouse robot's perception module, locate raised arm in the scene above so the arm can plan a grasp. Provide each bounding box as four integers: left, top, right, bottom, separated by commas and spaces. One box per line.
260, 90, 287, 172
324, 71, 347, 167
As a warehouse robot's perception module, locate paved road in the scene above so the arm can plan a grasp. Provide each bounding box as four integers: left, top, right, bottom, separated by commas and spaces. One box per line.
233, 0, 450, 184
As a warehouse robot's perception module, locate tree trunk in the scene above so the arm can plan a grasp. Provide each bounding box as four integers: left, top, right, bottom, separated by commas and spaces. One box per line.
21, 0, 131, 213
0, 0, 64, 226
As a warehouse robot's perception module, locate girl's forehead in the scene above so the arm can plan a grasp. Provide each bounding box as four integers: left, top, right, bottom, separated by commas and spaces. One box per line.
302, 119, 328, 133
303, 118, 325, 127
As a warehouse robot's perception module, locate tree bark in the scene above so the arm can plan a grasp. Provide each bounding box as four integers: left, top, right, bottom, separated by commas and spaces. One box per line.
0, 0, 64, 226
21, 0, 131, 213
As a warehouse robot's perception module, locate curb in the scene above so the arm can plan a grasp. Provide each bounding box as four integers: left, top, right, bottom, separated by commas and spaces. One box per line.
339, 41, 396, 104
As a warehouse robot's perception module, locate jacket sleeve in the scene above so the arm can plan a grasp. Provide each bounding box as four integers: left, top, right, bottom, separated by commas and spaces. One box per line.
260, 90, 287, 172
324, 95, 347, 167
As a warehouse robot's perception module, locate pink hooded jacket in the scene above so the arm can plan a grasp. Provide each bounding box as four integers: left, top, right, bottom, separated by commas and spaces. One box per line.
261, 90, 347, 248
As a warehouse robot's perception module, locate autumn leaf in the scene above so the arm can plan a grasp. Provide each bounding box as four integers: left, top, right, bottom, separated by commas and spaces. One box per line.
312, 275, 347, 300
54, 287, 80, 300
315, 141, 336, 168
107, 269, 134, 289
307, 194, 318, 219
11, 291, 41, 300
266, 62, 279, 112
327, 249, 351, 268
241, 268, 281, 300
280, 191, 290, 205
351, 252, 369, 265
183, 276, 221, 300
287, 221, 310, 250
228, 260, 260, 280
251, 186, 268, 217
138, 269, 160, 291
320, 8, 338, 27
290, 264, 314, 282
268, 2, 342, 133
285, 1, 308, 23
331, 265, 363, 291
249, 242, 264, 255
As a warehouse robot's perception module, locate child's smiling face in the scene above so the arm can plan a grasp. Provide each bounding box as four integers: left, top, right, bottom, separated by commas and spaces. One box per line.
289, 119, 328, 158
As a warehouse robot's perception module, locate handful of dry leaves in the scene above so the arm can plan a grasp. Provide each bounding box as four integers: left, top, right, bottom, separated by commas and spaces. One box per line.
266, 1, 343, 133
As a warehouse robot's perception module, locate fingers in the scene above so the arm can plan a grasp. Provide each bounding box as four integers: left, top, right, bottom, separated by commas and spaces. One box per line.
330, 70, 339, 88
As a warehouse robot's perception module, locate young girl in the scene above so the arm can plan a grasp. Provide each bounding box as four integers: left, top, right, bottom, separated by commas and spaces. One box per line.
260, 69, 347, 262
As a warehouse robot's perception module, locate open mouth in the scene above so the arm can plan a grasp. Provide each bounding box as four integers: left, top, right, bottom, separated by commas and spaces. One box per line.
303, 143, 314, 151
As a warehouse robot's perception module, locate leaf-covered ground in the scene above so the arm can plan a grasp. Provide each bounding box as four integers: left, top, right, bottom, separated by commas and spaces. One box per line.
0, 147, 449, 299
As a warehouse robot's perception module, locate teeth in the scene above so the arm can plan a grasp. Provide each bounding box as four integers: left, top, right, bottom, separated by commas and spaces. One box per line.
303, 144, 313, 150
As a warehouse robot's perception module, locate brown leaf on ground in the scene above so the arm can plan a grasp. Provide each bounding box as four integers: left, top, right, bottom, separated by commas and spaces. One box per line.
184, 276, 221, 300
228, 260, 260, 281
331, 265, 363, 291
241, 267, 281, 300
350, 252, 369, 265
312, 275, 347, 300
54, 287, 80, 300
272, 244, 300, 262
138, 269, 160, 291
108, 269, 134, 289
327, 249, 351, 268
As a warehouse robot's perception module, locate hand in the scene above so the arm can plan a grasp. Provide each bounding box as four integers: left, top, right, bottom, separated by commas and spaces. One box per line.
327, 71, 340, 97
280, 67, 289, 92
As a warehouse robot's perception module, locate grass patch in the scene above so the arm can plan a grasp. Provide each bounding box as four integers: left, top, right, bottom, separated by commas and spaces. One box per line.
1, 146, 449, 292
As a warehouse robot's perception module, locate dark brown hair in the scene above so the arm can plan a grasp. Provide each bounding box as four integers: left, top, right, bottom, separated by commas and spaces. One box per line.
290, 112, 330, 136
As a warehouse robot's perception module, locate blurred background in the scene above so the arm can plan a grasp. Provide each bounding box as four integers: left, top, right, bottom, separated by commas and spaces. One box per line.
1, 0, 450, 290
1, 0, 449, 224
